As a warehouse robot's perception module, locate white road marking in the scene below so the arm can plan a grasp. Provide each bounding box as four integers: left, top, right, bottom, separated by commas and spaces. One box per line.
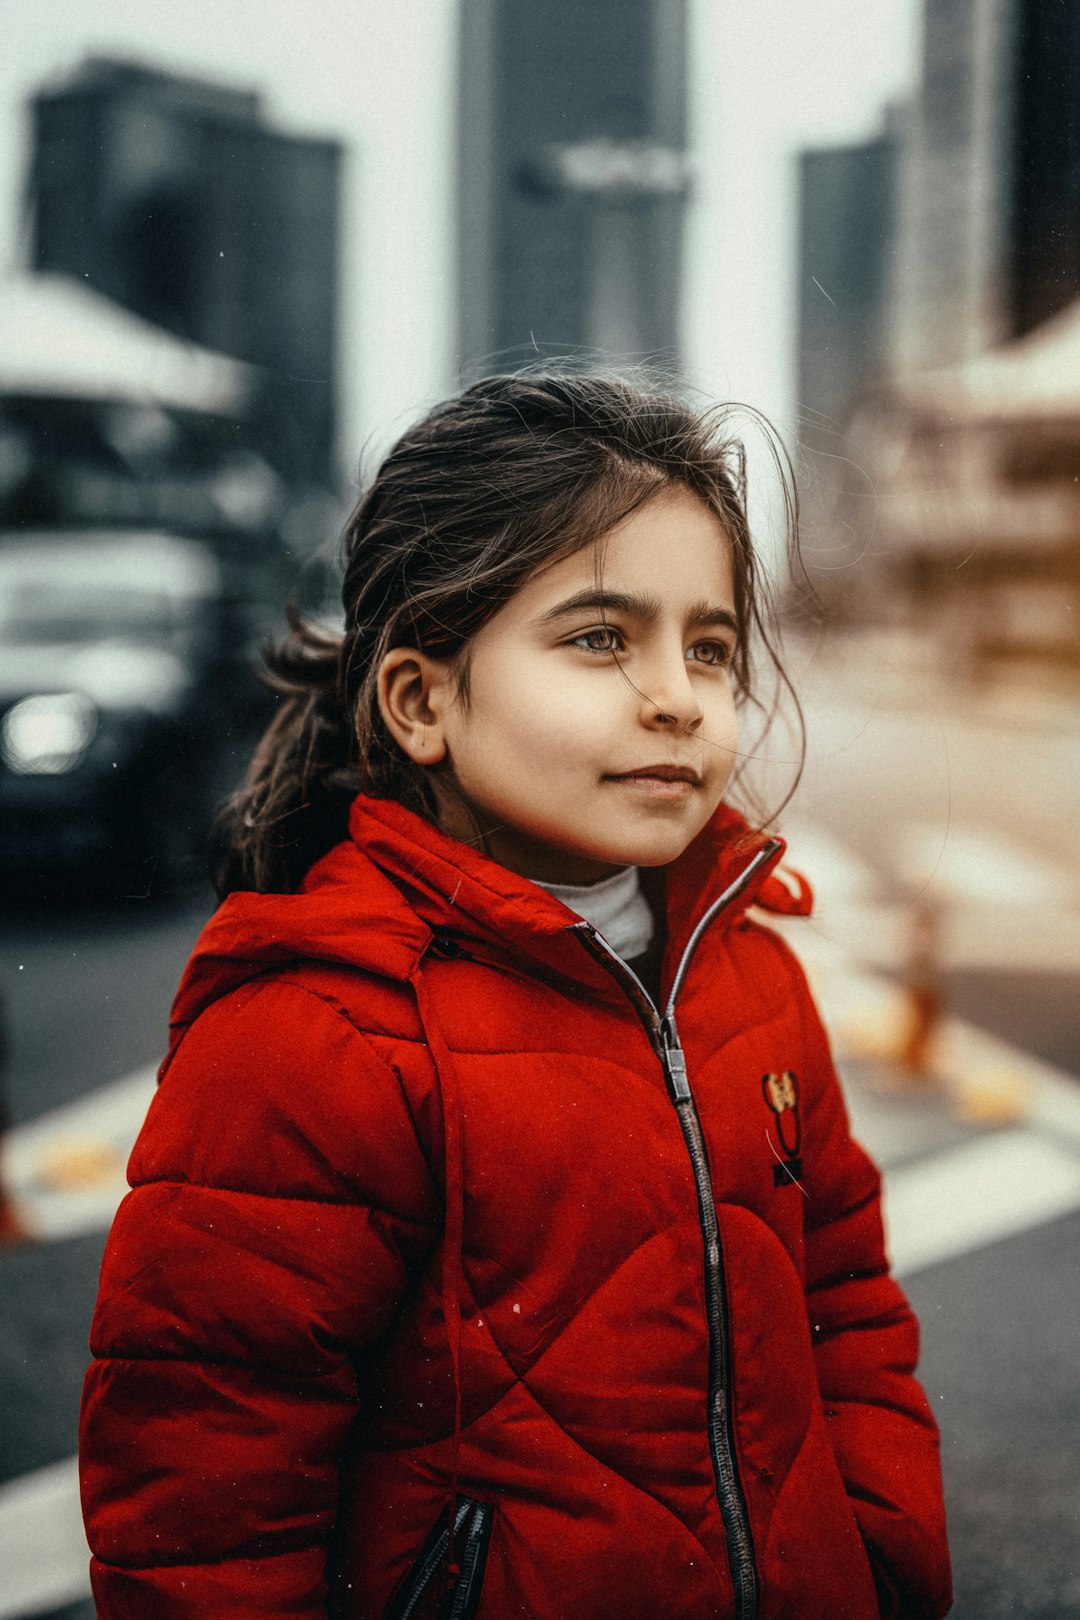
758, 896, 1080, 1279
779, 815, 1080, 974
0, 1456, 90, 1618
8, 1065, 157, 1165
886, 1132, 1080, 1277
895, 822, 1075, 907
7, 1064, 156, 1242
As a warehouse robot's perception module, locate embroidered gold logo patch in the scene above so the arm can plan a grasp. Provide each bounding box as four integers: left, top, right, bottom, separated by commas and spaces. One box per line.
762, 1070, 802, 1186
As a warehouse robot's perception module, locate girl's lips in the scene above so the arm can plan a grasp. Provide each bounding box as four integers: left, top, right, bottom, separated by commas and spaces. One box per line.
605, 766, 701, 797
607, 765, 701, 784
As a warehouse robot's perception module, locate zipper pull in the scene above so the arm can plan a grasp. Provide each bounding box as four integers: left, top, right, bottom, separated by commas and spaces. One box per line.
659, 1014, 692, 1103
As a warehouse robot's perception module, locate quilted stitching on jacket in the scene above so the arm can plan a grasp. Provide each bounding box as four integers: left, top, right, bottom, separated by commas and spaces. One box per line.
80, 795, 952, 1620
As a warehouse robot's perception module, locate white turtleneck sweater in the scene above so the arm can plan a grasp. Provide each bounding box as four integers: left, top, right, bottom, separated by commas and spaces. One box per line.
536, 865, 654, 962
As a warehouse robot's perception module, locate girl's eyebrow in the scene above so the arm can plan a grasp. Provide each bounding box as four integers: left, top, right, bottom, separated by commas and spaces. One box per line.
684, 597, 740, 636
534, 588, 659, 625
534, 588, 738, 635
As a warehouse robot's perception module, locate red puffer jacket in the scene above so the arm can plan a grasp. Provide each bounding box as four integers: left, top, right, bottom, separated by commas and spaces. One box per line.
80, 795, 951, 1620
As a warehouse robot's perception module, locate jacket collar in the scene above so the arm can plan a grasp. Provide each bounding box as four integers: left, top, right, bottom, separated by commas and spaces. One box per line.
169, 793, 804, 1049
347, 793, 796, 988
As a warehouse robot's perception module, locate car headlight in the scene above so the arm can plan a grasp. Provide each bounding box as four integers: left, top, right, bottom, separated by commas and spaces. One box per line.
0, 692, 99, 775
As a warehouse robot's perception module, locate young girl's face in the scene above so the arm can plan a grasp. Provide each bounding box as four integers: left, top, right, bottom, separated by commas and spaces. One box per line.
392, 486, 741, 884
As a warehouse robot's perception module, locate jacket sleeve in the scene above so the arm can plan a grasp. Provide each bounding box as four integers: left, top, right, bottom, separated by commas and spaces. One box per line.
786, 946, 952, 1620
79, 978, 438, 1619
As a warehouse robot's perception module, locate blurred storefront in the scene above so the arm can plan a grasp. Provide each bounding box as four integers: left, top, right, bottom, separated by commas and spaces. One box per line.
0, 54, 349, 898
838, 300, 1080, 677
795, 0, 1080, 683
0, 273, 291, 893
0, 272, 275, 538
0, 266, 299, 634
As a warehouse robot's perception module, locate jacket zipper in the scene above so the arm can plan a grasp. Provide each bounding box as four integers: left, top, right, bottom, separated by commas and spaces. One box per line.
387, 1495, 494, 1620
575, 840, 780, 1620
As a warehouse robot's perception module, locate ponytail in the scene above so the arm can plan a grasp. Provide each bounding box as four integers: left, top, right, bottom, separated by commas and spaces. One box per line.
210, 607, 357, 896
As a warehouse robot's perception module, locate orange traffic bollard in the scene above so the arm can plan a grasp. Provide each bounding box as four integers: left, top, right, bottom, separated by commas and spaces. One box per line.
899, 892, 945, 1081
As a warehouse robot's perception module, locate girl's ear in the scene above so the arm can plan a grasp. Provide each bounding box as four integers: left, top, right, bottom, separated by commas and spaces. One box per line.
376, 648, 453, 765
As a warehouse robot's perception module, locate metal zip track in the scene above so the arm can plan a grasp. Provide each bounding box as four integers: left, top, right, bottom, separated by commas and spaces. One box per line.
396, 1498, 476, 1620
574, 839, 779, 1620
670, 1076, 759, 1620
448, 1501, 494, 1620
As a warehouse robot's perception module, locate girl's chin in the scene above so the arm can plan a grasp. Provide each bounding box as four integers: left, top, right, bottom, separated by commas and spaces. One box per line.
484, 824, 707, 886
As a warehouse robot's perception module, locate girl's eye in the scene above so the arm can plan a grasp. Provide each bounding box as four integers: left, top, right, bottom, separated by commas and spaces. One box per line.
687, 639, 734, 666
571, 626, 623, 654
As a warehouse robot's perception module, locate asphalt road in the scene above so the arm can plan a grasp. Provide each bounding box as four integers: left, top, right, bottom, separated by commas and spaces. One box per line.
945, 967, 1078, 1079
908, 1210, 1080, 1620
1, 887, 213, 1489
1, 887, 212, 1129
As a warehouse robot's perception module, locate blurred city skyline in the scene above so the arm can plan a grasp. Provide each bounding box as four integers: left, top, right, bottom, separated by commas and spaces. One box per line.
0, 0, 920, 471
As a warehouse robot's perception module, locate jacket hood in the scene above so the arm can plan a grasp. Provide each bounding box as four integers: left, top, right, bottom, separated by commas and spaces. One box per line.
168, 793, 810, 1058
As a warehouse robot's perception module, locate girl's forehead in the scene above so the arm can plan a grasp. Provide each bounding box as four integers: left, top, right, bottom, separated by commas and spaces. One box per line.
518, 487, 734, 609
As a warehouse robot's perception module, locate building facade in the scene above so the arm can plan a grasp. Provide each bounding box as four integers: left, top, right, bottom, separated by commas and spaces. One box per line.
796, 0, 1080, 670
30, 59, 342, 485
1011, 0, 1080, 337
795, 127, 899, 560
888, 0, 1018, 375
456, 0, 690, 375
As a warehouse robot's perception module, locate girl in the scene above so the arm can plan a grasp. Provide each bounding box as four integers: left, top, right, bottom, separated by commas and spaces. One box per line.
79, 374, 951, 1620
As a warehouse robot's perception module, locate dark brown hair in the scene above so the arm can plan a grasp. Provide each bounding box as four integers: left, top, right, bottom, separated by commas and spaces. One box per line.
213, 371, 804, 895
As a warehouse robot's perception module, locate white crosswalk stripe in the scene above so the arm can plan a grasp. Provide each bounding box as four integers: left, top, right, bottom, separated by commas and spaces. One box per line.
885, 1132, 1080, 1277
779, 815, 1080, 975
0, 1457, 88, 1619
7, 1066, 156, 1243
895, 822, 1076, 907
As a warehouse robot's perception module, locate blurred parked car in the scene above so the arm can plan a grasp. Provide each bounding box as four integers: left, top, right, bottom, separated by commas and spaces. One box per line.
0, 529, 273, 898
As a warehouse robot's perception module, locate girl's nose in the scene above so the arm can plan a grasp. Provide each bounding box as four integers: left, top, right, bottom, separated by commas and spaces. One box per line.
638, 655, 703, 732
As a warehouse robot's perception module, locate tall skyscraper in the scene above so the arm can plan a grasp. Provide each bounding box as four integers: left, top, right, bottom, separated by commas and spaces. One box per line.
456, 0, 690, 374
797, 132, 898, 434
30, 59, 342, 483
889, 0, 1080, 374
889, 0, 1017, 374
1011, 0, 1080, 336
